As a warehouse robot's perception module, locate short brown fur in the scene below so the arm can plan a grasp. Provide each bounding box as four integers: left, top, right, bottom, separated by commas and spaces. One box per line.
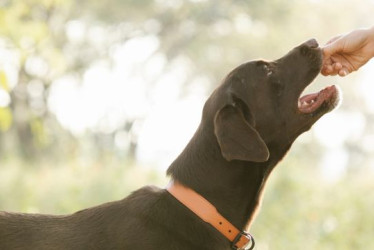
0, 39, 336, 250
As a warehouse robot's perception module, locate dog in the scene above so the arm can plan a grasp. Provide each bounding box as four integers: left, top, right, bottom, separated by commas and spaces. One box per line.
0, 39, 340, 250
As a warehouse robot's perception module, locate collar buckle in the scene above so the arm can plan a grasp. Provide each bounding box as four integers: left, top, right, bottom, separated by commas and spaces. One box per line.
231, 231, 255, 250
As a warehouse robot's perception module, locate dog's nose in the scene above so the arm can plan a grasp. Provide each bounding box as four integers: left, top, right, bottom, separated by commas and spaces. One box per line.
304, 38, 319, 48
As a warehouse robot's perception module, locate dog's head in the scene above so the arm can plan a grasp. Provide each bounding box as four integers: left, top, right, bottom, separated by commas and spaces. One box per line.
206, 39, 341, 162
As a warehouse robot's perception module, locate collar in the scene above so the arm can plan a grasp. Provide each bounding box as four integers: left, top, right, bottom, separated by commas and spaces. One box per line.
166, 180, 255, 250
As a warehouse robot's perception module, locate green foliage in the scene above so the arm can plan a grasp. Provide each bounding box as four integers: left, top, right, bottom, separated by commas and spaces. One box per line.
0, 107, 12, 131
0, 71, 12, 131
0, 70, 9, 91
0, 157, 168, 214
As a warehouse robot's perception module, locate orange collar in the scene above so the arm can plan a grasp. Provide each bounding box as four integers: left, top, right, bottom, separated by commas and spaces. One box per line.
166, 180, 255, 250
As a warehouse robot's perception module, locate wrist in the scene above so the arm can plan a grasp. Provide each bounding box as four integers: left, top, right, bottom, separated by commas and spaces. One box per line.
367, 26, 374, 57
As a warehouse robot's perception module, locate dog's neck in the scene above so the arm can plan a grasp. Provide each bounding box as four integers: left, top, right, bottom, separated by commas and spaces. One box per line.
167, 123, 290, 230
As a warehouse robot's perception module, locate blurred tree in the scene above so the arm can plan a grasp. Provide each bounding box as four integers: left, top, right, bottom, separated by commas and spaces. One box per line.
0, 0, 303, 160
1, 0, 373, 169
0, 0, 72, 158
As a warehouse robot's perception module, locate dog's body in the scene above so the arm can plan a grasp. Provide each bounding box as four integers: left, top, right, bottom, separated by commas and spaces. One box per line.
0, 39, 340, 250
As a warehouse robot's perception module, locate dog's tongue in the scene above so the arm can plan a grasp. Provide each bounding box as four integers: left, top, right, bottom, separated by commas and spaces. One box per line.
298, 85, 338, 113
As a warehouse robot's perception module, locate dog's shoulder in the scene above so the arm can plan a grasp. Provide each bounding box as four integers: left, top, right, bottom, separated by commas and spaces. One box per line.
71, 185, 166, 218
126, 185, 165, 202
122, 185, 166, 210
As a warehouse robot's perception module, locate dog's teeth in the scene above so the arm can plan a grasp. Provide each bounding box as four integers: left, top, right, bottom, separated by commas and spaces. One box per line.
298, 101, 310, 108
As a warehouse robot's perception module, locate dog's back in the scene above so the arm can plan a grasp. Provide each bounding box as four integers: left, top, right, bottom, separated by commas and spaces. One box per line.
0, 211, 74, 249
0, 186, 212, 250
0, 186, 161, 250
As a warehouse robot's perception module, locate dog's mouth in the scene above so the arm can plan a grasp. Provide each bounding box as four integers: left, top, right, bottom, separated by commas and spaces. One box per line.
298, 85, 341, 114
295, 39, 341, 115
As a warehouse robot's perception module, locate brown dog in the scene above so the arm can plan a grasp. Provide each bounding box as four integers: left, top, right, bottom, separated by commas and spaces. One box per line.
0, 39, 340, 250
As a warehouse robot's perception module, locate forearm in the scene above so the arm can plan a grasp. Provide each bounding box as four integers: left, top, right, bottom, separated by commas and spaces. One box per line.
367, 26, 374, 58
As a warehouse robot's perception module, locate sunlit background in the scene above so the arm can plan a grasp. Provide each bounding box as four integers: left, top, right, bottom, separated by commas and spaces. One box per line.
1, 0, 374, 249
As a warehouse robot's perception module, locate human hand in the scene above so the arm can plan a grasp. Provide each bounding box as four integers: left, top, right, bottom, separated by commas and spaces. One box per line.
321, 27, 374, 77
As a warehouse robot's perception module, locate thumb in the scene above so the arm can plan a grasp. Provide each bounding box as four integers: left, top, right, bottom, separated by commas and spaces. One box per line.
322, 36, 344, 57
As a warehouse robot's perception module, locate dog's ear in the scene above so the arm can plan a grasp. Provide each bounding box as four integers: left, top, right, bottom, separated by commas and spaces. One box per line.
214, 104, 269, 162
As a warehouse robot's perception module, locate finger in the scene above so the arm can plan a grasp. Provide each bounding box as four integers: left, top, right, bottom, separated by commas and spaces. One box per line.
321, 70, 336, 76
325, 65, 333, 73
322, 64, 337, 76
333, 62, 342, 71
321, 66, 339, 76
322, 36, 344, 57
322, 56, 333, 65
325, 35, 342, 45
321, 68, 330, 76
338, 68, 349, 77
322, 47, 334, 58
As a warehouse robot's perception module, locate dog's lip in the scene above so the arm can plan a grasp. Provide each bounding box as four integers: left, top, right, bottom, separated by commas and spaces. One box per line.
298, 85, 341, 114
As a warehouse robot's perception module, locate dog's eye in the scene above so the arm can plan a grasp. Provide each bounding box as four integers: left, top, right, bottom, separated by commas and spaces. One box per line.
263, 65, 273, 77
